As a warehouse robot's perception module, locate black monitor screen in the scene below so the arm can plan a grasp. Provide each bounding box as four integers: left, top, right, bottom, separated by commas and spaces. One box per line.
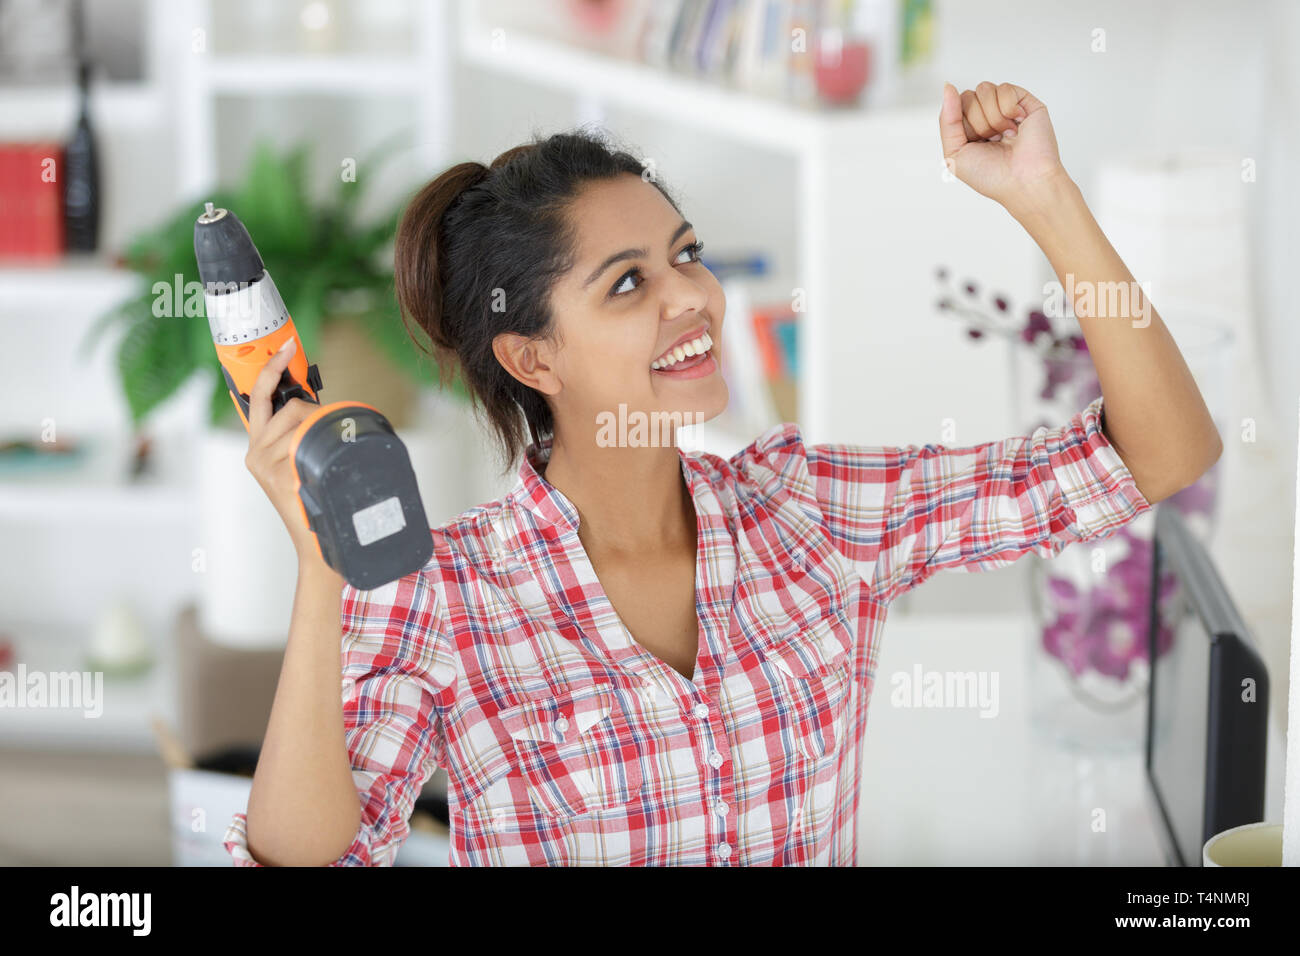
1144, 504, 1269, 867
1148, 574, 1210, 865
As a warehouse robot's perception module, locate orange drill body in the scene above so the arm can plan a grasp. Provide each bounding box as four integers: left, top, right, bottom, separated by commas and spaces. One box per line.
213, 319, 317, 429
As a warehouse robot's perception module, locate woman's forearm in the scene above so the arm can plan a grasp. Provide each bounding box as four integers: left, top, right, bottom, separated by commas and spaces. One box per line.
1009, 171, 1224, 503
244, 559, 362, 866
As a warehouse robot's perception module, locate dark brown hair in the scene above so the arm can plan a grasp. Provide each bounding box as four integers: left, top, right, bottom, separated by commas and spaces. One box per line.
394, 126, 683, 473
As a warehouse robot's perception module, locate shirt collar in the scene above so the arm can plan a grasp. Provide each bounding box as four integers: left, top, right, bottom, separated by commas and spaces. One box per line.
513, 435, 579, 535
512, 434, 695, 536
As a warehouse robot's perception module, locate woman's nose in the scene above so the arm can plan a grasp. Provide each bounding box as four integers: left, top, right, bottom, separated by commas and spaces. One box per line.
661, 270, 710, 316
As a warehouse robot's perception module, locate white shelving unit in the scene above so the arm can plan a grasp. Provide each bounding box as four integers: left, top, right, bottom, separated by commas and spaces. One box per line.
0, 0, 168, 316
457, 16, 868, 156
165, 0, 453, 203
0, 258, 158, 518
203, 54, 424, 93
0, 257, 140, 299
0, 0, 458, 755
454, 0, 1041, 453
0, 83, 163, 137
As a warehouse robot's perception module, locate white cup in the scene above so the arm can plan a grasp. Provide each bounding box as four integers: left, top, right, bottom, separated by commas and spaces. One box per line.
1202, 821, 1283, 866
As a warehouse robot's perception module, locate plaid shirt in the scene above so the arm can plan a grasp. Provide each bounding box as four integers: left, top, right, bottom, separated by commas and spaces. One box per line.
224, 395, 1149, 866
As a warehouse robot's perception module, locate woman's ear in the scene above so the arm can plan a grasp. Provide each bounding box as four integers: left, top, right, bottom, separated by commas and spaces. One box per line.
493, 331, 561, 396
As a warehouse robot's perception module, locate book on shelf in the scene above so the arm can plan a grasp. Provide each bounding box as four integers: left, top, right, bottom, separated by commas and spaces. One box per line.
711, 275, 802, 432
713, 275, 773, 435
734, 0, 786, 98
751, 302, 798, 379
0, 142, 65, 260
672, 0, 710, 74
565, 0, 916, 108
636, 0, 675, 67
784, 0, 817, 105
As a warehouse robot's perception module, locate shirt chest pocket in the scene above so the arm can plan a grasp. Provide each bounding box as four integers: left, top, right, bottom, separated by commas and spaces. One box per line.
498, 685, 644, 819
753, 603, 856, 763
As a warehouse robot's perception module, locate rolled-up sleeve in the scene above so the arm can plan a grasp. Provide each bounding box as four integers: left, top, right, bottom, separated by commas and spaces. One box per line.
223, 562, 458, 866
734, 396, 1151, 607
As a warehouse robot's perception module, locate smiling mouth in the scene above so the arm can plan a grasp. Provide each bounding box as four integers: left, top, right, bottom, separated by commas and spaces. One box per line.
651, 330, 713, 370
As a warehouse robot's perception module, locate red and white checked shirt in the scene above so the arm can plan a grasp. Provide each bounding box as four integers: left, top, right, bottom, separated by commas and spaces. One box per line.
224, 395, 1150, 866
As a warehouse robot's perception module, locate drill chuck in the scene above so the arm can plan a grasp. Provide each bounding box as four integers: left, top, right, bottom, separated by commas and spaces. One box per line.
194, 203, 265, 288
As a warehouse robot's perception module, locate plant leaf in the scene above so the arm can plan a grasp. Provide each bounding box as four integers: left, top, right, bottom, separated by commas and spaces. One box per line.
287, 268, 330, 358
238, 140, 312, 257
116, 312, 195, 426
332, 128, 413, 217
208, 368, 242, 428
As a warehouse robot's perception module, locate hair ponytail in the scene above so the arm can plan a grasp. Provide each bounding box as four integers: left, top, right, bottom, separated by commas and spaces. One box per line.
393, 160, 490, 365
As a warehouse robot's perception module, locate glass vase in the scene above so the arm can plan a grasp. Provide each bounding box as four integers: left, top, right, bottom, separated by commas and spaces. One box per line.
1019, 314, 1232, 753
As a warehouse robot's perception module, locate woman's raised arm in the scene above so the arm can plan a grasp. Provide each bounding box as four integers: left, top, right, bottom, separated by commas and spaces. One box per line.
939, 80, 1223, 503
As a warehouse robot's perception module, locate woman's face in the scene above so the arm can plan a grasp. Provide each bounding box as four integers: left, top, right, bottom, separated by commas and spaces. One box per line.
498, 173, 729, 449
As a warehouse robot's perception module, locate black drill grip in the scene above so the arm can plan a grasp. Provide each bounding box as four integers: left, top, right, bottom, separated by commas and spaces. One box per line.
222, 363, 323, 425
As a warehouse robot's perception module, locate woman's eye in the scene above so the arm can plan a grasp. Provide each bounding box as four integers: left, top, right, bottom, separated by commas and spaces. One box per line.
676, 239, 704, 264
609, 241, 704, 298
610, 269, 639, 296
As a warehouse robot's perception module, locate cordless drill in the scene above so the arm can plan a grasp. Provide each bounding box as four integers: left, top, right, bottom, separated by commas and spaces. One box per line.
194, 202, 433, 590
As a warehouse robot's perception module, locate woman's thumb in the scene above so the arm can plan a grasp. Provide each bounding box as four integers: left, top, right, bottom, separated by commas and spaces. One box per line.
938, 82, 967, 159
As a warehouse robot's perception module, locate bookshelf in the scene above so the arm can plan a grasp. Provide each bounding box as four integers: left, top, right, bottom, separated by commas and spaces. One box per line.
456, 18, 867, 158
0, 0, 458, 756
165, 0, 452, 204
0, 0, 168, 304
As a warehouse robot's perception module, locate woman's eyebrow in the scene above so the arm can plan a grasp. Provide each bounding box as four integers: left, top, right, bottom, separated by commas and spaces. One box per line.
581, 220, 694, 290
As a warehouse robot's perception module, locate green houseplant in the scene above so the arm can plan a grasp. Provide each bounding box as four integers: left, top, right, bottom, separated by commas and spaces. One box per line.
80, 138, 468, 430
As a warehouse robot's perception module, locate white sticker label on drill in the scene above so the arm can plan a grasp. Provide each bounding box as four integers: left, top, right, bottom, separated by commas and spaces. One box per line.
352, 496, 406, 546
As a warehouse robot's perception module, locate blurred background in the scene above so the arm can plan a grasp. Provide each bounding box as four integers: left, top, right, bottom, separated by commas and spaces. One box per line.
0, 0, 1295, 866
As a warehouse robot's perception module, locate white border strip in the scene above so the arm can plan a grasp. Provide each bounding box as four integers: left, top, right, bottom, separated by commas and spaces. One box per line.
1284, 394, 1300, 866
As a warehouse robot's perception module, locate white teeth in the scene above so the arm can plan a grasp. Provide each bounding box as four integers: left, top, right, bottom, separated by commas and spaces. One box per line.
652, 331, 713, 370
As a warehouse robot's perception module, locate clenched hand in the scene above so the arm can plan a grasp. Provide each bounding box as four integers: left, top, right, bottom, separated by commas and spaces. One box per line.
939, 81, 1070, 217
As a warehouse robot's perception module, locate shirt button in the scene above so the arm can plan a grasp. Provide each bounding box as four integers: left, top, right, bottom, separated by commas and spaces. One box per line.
714, 800, 728, 818
693, 703, 709, 719
716, 842, 732, 860
707, 750, 724, 769
554, 717, 569, 734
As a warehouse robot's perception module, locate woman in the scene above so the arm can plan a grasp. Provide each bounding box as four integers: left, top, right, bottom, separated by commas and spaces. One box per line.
223, 82, 1221, 866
